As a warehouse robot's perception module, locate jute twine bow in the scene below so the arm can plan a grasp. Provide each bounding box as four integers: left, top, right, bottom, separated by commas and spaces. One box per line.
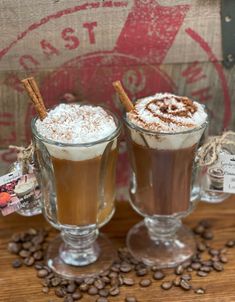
197, 131, 235, 166
9, 142, 34, 173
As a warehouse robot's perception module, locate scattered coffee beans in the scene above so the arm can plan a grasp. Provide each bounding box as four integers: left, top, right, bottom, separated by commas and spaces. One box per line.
7, 221, 234, 301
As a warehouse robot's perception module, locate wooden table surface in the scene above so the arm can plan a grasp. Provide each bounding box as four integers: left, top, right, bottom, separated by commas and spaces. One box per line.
0, 197, 235, 302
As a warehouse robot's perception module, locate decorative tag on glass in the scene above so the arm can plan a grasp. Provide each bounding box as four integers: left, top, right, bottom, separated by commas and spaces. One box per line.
198, 131, 235, 199
0, 143, 42, 216
221, 154, 235, 193
0, 170, 40, 215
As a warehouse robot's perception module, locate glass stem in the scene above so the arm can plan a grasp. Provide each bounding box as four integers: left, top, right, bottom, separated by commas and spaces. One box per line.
145, 216, 182, 242
60, 227, 100, 266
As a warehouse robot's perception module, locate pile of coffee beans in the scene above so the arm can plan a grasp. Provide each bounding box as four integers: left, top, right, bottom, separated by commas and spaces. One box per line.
7, 220, 235, 302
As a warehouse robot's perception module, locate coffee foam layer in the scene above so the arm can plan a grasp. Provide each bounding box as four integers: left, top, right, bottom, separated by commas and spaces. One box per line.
127, 93, 207, 133
35, 104, 118, 160
127, 93, 207, 149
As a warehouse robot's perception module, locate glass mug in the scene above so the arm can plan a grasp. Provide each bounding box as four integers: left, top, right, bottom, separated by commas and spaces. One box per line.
124, 114, 208, 268
32, 104, 121, 279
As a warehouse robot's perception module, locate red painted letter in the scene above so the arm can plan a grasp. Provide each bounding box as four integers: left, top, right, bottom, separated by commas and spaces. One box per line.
19, 55, 40, 71
181, 62, 206, 84
83, 22, 97, 44
61, 28, 80, 50
40, 39, 59, 59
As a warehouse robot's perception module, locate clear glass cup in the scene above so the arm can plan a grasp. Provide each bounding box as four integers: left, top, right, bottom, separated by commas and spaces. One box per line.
32, 105, 121, 279
124, 115, 208, 268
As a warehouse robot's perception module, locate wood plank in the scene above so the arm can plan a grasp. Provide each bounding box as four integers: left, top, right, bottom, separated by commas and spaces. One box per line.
0, 198, 235, 301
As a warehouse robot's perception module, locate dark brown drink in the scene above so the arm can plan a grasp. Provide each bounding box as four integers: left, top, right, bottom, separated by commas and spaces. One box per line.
52, 149, 118, 226
129, 141, 197, 215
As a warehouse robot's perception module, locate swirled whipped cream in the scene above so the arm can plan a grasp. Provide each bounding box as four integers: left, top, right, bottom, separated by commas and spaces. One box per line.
127, 93, 207, 150
35, 103, 117, 161
127, 93, 207, 132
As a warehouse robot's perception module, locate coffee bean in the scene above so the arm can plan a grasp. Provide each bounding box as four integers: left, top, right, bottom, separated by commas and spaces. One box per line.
84, 277, 94, 285
33, 251, 43, 260
211, 256, 220, 262
109, 287, 120, 296
151, 265, 159, 272
96, 298, 109, 302
51, 277, 61, 287
226, 240, 235, 248
94, 279, 105, 290
191, 262, 201, 270
220, 247, 228, 254
22, 241, 32, 250
193, 225, 205, 235
67, 282, 76, 294
55, 287, 66, 298
175, 265, 184, 275
182, 260, 192, 269
64, 295, 73, 302
136, 268, 147, 276
180, 279, 191, 291
139, 279, 151, 287
32, 235, 44, 245
99, 289, 109, 297
197, 242, 206, 252
200, 266, 212, 273
125, 296, 137, 302
120, 263, 132, 273
37, 269, 49, 278
8, 242, 21, 254
24, 256, 35, 266
220, 255, 228, 263
27, 228, 38, 235
199, 219, 211, 229
194, 287, 206, 294
108, 272, 118, 279
42, 287, 49, 294
99, 270, 110, 277
88, 286, 98, 295
11, 233, 22, 243
202, 231, 213, 240
181, 274, 191, 281
61, 279, 69, 286
209, 248, 219, 256
197, 271, 208, 277
153, 270, 165, 280
201, 260, 213, 267
72, 292, 83, 300
161, 281, 173, 290
79, 283, 89, 292
12, 259, 22, 268
123, 277, 135, 286
41, 278, 51, 287
111, 265, 120, 272
187, 267, 193, 272
19, 249, 31, 258
213, 262, 223, 272
101, 276, 110, 284
110, 277, 118, 287
173, 276, 181, 286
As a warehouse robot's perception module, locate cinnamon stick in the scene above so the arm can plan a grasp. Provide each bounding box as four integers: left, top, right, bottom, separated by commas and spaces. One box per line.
112, 81, 134, 112
21, 77, 47, 120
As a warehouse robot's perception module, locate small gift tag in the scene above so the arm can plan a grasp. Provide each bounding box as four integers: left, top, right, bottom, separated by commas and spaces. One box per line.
221, 154, 235, 193
0, 170, 40, 216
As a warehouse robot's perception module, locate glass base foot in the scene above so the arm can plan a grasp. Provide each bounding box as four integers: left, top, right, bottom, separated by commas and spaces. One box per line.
46, 233, 117, 280
17, 207, 42, 217
200, 190, 230, 203
127, 220, 195, 268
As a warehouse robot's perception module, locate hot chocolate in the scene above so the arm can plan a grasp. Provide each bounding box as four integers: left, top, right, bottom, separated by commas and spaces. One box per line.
126, 93, 207, 216
36, 103, 118, 226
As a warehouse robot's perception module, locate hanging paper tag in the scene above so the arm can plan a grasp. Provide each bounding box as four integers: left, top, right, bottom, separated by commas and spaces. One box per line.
0, 171, 40, 216
221, 154, 235, 193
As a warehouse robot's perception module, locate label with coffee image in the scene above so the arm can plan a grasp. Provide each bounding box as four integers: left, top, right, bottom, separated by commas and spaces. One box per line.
201, 153, 235, 194
0, 170, 41, 216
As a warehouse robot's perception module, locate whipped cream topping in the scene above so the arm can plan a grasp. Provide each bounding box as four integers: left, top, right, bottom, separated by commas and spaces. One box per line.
127, 93, 207, 132
36, 103, 117, 144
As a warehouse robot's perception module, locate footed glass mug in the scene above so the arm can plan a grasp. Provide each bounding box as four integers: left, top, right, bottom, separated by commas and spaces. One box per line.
124, 115, 208, 268
32, 106, 121, 279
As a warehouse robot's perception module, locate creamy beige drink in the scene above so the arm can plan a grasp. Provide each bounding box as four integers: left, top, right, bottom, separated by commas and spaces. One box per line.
36, 103, 118, 226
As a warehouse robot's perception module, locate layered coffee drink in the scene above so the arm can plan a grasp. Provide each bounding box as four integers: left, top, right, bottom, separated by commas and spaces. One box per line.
35, 103, 119, 226
125, 93, 207, 216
